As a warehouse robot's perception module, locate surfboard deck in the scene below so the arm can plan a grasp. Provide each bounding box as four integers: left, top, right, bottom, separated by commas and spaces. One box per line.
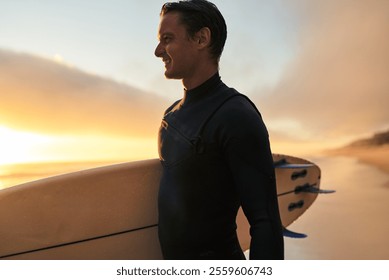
0, 154, 321, 259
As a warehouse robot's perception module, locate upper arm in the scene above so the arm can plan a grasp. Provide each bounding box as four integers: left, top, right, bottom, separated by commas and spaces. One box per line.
212, 97, 276, 222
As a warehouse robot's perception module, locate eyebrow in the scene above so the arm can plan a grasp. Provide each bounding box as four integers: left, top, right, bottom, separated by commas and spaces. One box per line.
158, 32, 174, 40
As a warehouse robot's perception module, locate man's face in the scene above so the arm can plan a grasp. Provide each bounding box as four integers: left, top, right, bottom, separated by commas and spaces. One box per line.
155, 12, 199, 81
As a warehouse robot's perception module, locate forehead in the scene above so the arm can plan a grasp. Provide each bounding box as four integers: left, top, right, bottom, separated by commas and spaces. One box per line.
157, 12, 187, 37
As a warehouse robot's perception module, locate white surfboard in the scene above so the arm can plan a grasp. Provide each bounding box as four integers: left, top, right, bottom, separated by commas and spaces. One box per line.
0, 154, 322, 259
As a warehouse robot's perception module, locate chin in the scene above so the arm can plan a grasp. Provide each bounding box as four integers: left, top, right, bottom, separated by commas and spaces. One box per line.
164, 71, 180, 80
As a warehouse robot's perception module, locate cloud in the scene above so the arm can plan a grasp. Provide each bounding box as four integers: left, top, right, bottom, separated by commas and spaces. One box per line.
256, 0, 389, 143
0, 49, 169, 138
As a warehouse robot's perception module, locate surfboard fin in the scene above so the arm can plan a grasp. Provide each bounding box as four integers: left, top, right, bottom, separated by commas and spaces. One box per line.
274, 162, 315, 169
295, 184, 336, 194
283, 227, 307, 238
316, 188, 336, 194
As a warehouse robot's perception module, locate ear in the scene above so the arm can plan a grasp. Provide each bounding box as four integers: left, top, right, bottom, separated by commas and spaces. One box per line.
195, 27, 211, 49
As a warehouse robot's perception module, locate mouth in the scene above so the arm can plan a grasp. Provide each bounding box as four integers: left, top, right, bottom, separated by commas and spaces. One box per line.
162, 57, 171, 67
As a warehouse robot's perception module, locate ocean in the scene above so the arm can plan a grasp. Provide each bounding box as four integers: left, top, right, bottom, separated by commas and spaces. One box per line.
1, 156, 388, 259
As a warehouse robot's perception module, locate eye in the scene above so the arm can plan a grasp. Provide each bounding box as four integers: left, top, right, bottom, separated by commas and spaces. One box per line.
162, 35, 172, 44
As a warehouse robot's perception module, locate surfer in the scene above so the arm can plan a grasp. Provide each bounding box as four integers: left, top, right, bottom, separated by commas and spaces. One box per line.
155, 0, 284, 260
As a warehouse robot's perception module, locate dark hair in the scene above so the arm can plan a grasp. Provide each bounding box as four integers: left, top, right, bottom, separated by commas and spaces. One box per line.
160, 0, 227, 62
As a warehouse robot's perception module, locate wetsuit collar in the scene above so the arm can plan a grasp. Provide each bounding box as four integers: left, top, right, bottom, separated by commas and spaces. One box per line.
182, 73, 222, 106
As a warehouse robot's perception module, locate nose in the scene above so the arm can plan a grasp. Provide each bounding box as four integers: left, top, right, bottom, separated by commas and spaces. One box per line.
154, 42, 164, 58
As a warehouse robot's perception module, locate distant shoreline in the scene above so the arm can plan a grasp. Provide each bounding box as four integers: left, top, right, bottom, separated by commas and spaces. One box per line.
325, 145, 389, 176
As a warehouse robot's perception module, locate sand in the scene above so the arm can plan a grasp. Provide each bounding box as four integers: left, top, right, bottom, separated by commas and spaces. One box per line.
285, 154, 389, 259
325, 145, 389, 177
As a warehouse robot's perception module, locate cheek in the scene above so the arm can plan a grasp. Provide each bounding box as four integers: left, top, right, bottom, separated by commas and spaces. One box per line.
166, 40, 197, 69
165, 44, 178, 58
166, 48, 183, 67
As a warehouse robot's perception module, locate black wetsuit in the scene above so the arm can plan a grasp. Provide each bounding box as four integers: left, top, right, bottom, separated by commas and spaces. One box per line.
158, 73, 284, 260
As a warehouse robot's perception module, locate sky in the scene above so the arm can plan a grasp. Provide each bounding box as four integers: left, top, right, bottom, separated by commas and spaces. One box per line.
0, 0, 388, 164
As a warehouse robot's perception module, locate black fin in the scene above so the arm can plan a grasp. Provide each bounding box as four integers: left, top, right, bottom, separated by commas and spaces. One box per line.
283, 227, 307, 238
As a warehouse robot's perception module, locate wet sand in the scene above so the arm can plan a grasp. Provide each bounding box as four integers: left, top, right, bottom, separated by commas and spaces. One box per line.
284, 153, 389, 259
326, 145, 389, 187
327, 145, 389, 173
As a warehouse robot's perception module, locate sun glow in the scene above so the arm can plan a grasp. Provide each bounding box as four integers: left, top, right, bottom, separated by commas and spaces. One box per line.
0, 126, 52, 165
0, 126, 158, 166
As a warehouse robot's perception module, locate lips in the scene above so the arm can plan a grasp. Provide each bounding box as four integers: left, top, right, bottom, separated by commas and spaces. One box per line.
162, 56, 171, 67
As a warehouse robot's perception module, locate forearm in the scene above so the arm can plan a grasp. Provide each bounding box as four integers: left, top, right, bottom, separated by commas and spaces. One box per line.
248, 218, 284, 260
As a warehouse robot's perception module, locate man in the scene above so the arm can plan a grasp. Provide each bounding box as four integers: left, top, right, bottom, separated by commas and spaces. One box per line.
154, 0, 284, 260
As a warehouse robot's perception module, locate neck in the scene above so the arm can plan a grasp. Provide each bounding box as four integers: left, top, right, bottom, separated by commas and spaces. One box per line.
182, 64, 218, 91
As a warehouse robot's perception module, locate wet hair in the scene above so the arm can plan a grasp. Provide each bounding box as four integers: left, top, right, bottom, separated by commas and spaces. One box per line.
160, 0, 227, 63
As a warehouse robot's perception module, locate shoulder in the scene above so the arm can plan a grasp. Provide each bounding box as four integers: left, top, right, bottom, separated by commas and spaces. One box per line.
163, 99, 182, 116
216, 91, 263, 126
207, 90, 269, 142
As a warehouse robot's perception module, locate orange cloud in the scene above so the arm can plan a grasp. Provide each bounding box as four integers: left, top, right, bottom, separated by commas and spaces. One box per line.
256, 0, 389, 143
0, 49, 169, 138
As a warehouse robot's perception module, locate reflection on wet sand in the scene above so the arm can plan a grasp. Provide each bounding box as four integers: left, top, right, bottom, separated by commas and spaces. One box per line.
285, 156, 389, 259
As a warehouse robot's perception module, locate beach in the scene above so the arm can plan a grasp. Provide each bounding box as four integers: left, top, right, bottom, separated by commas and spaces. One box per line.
284, 149, 389, 259
326, 145, 389, 185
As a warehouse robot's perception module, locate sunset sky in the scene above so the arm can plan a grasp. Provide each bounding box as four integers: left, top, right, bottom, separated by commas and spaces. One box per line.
1, 0, 388, 165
